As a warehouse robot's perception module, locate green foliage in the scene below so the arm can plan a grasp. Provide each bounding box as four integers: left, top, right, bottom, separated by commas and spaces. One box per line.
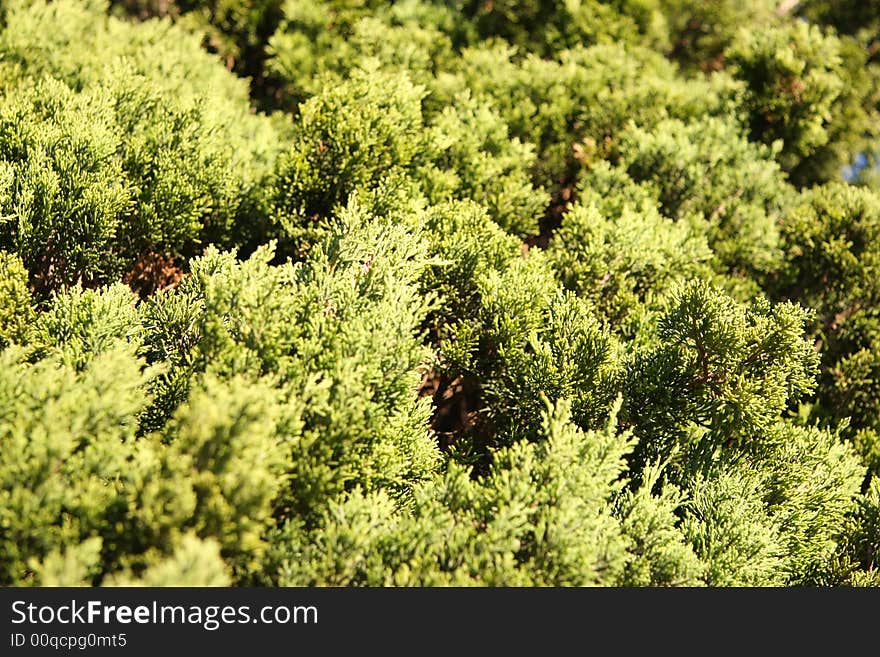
761, 422, 863, 582
799, 0, 880, 45
658, 0, 779, 70
185, 206, 439, 521
0, 251, 35, 347
103, 534, 232, 587
0, 0, 248, 100
774, 184, 880, 473
124, 375, 287, 579
603, 117, 790, 277
268, 63, 546, 241
0, 344, 151, 585
36, 284, 141, 371
613, 464, 703, 586
2, 0, 879, 589
421, 200, 522, 329
673, 419, 863, 586
448, 0, 644, 56
726, 21, 878, 185
0, 0, 280, 291
270, 67, 428, 237
623, 281, 818, 471
0, 341, 284, 584
0, 78, 131, 289
727, 22, 843, 171
273, 398, 639, 586
447, 42, 735, 193
110, 0, 285, 81
431, 217, 619, 448
267, 0, 457, 104
549, 189, 712, 332
481, 289, 619, 437
681, 466, 783, 586
423, 91, 547, 235
842, 478, 880, 583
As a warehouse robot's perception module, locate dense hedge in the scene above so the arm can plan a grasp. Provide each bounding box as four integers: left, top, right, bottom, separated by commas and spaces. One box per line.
1, 0, 878, 586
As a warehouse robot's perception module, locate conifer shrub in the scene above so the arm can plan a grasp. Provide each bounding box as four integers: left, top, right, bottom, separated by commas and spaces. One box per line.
799, 0, 880, 50
0, 343, 152, 585
774, 183, 880, 476
269, 67, 429, 239
111, 0, 286, 107
446, 42, 736, 195
0, 251, 36, 347
0, 0, 280, 292
266, 0, 459, 105
450, 0, 643, 56
597, 117, 790, 278
548, 190, 712, 333
271, 399, 687, 586
0, 0, 878, 589
0, 78, 132, 290
623, 281, 819, 472
726, 21, 878, 186
268, 64, 546, 243
657, 0, 779, 70
143, 204, 441, 525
